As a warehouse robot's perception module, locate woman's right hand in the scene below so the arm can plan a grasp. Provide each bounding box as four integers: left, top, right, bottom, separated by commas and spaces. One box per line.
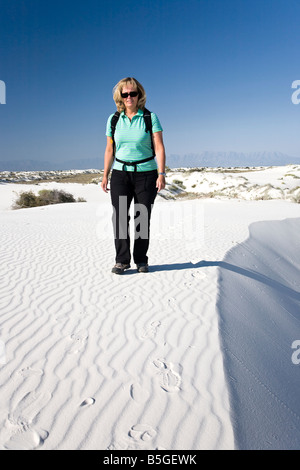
101, 137, 114, 193
101, 175, 109, 193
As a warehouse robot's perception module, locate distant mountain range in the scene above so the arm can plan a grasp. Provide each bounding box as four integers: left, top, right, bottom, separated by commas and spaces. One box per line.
0, 158, 102, 172
167, 151, 300, 168
0, 152, 300, 172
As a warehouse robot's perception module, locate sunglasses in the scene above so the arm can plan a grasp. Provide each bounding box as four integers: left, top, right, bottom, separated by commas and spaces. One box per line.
121, 91, 138, 98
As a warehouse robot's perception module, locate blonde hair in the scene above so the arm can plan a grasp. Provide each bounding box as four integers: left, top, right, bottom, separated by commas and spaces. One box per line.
113, 77, 146, 112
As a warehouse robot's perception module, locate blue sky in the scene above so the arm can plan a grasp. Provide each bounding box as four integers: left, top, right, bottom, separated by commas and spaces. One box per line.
0, 0, 300, 168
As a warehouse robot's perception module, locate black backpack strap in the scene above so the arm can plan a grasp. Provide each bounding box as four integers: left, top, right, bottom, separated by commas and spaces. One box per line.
143, 108, 155, 156
110, 111, 120, 156
111, 108, 155, 157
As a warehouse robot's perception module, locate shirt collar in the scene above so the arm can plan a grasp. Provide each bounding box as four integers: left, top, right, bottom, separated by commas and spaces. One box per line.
121, 108, 143, 118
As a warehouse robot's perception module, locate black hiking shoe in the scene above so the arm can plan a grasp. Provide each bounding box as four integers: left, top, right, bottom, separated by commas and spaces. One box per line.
111, 263, 130, 274
136, 263, 149, 273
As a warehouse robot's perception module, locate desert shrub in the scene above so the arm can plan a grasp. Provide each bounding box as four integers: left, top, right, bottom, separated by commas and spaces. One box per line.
176, 191, 201, 199
14, 190, 37, 208
54, 189, 76, 203
13, 189, 84, 209
172, 179, 186, 189
288, 187, 300, 203
37, 189, 76, 205
292, 194, 300, 203
90, 178, 101, 184
166, 183, 186, 195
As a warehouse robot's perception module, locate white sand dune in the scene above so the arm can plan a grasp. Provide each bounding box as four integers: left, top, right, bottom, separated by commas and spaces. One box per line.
0, 169, 299, 450
217, 217, 300, 450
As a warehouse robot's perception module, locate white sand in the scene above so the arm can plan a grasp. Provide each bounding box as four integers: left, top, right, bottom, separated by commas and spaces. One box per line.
0, 168, 299, 450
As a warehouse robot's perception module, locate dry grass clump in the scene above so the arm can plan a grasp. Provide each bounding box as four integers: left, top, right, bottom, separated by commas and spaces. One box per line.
52, 173, 102, 184
284, 173, 300, 179
288, 187, 300, 203
8, 172, 103, 184
172, 179, 186, 189
13, 189, 86, 209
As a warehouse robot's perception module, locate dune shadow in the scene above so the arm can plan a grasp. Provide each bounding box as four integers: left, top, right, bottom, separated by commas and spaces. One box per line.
149, 261, 300, 302
215, 218, 300, 450
122, 261, 205, 274
204, 261, 300, 301
148, 220, 300, 449
150, 262, 203, 272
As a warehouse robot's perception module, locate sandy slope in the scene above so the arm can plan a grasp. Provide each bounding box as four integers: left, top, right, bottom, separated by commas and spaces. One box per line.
0, 180, 299, 450
217, 217, 300, 450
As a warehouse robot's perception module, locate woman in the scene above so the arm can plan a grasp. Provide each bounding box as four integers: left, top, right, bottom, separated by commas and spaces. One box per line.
101, 77, 166, 274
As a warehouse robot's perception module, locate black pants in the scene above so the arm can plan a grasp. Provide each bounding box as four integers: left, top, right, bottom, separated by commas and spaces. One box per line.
110, 169, 158, 265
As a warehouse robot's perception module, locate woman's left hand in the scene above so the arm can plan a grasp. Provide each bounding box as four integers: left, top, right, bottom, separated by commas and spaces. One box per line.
156, 174, 165, 192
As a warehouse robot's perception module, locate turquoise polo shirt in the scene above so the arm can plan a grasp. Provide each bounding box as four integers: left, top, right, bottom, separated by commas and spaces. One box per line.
106, 108, 163, 172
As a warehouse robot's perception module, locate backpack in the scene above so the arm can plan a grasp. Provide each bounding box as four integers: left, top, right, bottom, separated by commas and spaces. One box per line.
110, 108, 155, 170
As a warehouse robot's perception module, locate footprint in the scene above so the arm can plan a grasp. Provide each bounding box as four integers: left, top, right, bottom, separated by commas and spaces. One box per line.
4, 428, 48, 450
160, 368, 181, 393
9, 390, 52, 427
191, 270, 206, 280
128, 424, 156, 442
184, 281, 193, 287
80, 397, 95, 407
130, 383, 150, 404
152, 359, 182, 393
5, 390, 51, 449
113, 294, 133, 305
167, 298, 177, 309
139, 321, 161, 340
65, 329, 89, 354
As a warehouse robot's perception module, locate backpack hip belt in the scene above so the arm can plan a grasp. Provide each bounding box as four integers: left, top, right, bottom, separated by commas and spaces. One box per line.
115, 155, 155, 172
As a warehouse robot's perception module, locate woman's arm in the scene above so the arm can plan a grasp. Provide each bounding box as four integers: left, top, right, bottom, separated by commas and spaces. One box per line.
153, 131, 166, 192
101, 137, 114, 193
